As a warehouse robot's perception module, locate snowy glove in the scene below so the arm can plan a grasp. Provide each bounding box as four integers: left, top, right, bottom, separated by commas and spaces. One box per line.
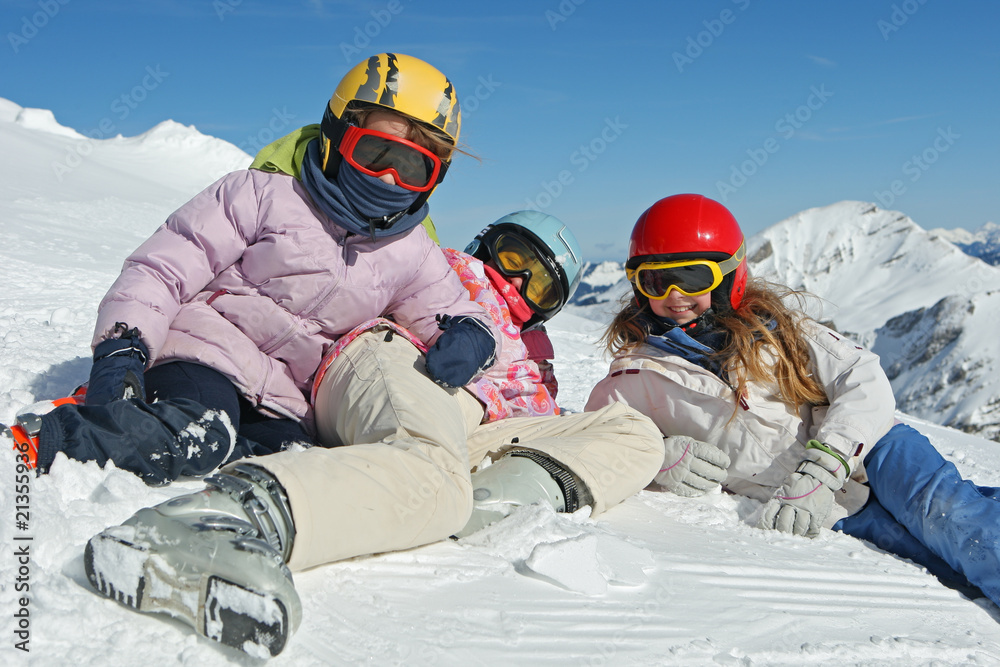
655, 435, 731, 497
758, 441, 849, 538
85, 322, 149, 406
424, 315, 497, 388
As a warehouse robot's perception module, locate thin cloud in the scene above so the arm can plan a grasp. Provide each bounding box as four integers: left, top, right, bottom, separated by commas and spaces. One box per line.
806, 55, 837, 68
827, 113, 943, 134
878, 113, 941, 125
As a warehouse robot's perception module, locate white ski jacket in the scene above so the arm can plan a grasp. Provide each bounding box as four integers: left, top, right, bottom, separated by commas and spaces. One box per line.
585, 321, 896, 524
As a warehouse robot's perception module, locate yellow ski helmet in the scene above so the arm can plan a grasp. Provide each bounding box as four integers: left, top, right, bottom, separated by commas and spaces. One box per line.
328, 52, 461, 144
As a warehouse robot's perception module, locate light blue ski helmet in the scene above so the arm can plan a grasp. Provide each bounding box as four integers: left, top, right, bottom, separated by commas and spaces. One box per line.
465, 210, 584, 329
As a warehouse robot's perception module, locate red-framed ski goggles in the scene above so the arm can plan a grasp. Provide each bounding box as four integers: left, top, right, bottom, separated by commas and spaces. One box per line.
489, 232, 564, 313
627, 241, 745, 300
337, 125, 443, 192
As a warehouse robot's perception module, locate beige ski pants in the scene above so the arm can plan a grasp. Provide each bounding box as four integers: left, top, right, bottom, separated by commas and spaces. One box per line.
239, 329, 663, 572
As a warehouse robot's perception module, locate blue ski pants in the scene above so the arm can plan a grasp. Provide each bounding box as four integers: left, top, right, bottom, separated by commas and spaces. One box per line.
834, 423, 1000, 604
36, 362, 313, 485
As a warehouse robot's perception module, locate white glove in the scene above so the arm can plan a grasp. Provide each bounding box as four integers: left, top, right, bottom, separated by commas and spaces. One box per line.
655, 435, 730, 497
758, 442, 849, 538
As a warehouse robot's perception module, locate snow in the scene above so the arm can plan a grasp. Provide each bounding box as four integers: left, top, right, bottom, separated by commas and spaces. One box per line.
2, 98, 1000, 665
13, 107, 86, 140
0, 98, 22, 123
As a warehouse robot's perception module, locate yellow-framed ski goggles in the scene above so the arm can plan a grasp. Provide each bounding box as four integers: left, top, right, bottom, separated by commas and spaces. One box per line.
492, 232, 563, 312
627, 241, 745, 300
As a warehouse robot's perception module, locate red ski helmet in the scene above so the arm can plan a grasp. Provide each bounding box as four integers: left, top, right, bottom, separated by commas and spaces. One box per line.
626, 194, 748, 310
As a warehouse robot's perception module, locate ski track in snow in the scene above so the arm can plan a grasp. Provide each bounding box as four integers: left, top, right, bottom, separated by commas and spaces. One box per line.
2, 107, 1000, 666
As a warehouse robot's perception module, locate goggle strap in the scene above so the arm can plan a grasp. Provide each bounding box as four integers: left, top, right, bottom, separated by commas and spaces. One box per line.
320, 110, 349, 179
404, 160, 448, 214
716, 240, 746, 276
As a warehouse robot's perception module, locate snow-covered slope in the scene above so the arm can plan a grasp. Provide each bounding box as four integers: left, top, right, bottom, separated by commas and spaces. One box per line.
2, 101, 1000, 665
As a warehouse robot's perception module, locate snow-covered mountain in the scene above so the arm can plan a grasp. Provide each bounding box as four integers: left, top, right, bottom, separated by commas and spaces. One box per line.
4, 98, 1000, 665
567, 202, 1000, 442
930, 221, 1000, 266
0, 97, 250, 221
751, 202, 1000, 442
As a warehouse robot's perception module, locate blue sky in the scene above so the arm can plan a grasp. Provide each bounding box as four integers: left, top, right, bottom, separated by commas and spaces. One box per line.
3, 0, 998, 260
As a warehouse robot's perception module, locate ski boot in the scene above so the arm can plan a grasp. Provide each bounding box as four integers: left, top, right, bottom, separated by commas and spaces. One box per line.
5, 414, 42, 469
7, 385, 86, 470
15, 383, 86, 419
454, 449, 591, 538
84, 463, 301, 658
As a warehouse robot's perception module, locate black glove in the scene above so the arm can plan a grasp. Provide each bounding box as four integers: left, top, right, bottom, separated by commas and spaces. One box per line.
424, 315, 497, 388
85, 322, 150, 406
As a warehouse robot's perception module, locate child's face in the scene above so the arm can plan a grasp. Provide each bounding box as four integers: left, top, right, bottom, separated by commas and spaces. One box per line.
648, 289, 712, 325
361, 109, 416, 187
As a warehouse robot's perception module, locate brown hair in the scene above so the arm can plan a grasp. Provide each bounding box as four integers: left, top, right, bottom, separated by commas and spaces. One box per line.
601, 277, 828, 412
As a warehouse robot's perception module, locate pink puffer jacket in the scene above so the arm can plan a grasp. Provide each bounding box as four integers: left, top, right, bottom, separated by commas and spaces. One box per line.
92, 169, 496, 425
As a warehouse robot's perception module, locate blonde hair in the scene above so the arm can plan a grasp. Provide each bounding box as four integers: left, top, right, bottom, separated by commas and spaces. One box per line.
601, 277, 828, 412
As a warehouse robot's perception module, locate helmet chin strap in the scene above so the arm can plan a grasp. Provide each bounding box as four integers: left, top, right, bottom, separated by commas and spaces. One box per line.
678, 309, 715, 335
660, 308, 715, 334
328, 174, 414, 242
365, 210, 407, 242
